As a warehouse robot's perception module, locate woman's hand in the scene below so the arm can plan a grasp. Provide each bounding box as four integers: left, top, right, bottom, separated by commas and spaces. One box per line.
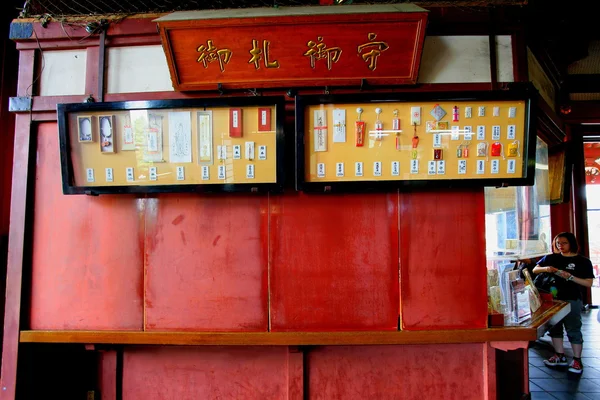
555, 270, 572, 280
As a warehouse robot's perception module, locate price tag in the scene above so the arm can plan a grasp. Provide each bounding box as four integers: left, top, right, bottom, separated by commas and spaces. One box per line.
507, 159, 516, 174
478, 106, 485, 117
476, 160, 485, 174
317, 163, 326, 178
451, 126, 460, 141
433, 134, 442, 148
391, 161, 400, 176
176, 166, 185, 181
149, 167, 157, 181
465, 107, 472, 119
336, 162, 344, 177
105, 168, 113, 182
492, 126, 501, 141
507, 125, 516, 140
126, 167, 134, 182
410, 160, 419, 174
86, 168, 95, 183
477, 126, 486, 141
491, 159, 499, 174
373, 161, 382, 177
218, 165, 226, 180
428, 161, 436, 175
201, 166, 210, 180
233, 145, 241, 159
437, 160, 446, 175
464, 126, 472, 141
246, 164, 255, 179
258, 145, 267, 160
355, 162, 363, 177
458, 160, 467, 175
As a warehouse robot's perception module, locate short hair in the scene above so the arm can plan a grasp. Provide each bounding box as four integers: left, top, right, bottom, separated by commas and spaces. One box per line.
552, 232, 579, 253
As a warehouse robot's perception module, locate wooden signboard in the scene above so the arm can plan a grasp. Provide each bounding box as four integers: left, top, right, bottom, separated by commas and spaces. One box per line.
58, 97, 285, 195
155, 5, 428, 91
296, 87, 537, 192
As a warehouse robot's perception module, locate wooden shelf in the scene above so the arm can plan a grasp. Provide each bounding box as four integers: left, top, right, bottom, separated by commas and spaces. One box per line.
20, 302, 569, 346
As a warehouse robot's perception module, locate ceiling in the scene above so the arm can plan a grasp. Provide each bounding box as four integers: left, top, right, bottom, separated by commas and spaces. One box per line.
5, 0, 600, 114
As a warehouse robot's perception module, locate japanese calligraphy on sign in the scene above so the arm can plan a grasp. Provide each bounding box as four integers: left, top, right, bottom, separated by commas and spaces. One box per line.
304, 37, 342, 70
196, 40, 232, 72
160, 12, 427, 90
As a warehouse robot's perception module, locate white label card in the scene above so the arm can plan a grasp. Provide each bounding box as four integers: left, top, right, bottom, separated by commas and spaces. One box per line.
246, 164, 255, 179
261, 110, 268, 126
437, 160, 446, 175
410, 160, 419, 174
458, 160, 467, 175
477, 126, 486, 140
86, 168, 95, 183
233, 145, 241, 159
428, 161, 436, 175
433, 134, 442, 148
333, 109, 346, 143
218, 165, 226, 180
124, 126, 134, 145
507, 125, 516, 140
465, 107, 472, 119
314, 109, 328, 152
245, 142, 255, 160
149, 167, 157, 181
464, 126, 473, 141
507, 159, 516, 174
411, 106, 421, 125
336, 162, 344, 177
491, 159, 500, 174
126, 167, 134, 182
258, 145, 267, 160
355, 162, 363, 177
492, 126, 501, 141
477, 160, 485, 174
391, 161, 400, 176
451, 126, 460, 141
201, 165, 210, 180
232, 110, 240, 128
176, 166, 185, 181
105, 168, 113, 182
317, 163, 326, 178
493, 106, 500, 117
509, 107, 517, 118
373, 161, 382, 177
478, 106, 485, 117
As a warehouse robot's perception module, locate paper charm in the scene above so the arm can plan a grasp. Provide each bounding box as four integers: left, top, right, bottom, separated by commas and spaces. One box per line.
452, 106, 459, 122
491, 142, 503, 158
332, 109, 346, 143
313, 109, 327, 152
411, 106, 421, 125
393, 109, 401, 150
372, 107, 384, 141
412, 123, 419, 149
430, 104, 446, 121
355, 107, 365, 147
477, 142, 488, 157
465, 107, 472, 119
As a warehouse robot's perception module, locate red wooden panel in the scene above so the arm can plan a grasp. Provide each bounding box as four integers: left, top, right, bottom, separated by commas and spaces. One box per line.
98, 351, 117, 400
400, 190, 488, 330
270, 193, 399, 331
29, 123, 143, 330
122, 346, 289, 399
144, 195, 268, 331
307, 344, 487, 400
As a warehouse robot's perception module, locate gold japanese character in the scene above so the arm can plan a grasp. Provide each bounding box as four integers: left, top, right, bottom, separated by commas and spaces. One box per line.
304, 36, 342, 70
357, 33, 389, 71
196, 40, 232, 72
248, 39, 280, 70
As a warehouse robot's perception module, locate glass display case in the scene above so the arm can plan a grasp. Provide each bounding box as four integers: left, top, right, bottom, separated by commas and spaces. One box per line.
485, 137, 550, 324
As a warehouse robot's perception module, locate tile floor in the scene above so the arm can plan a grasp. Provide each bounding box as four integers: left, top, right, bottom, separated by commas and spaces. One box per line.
528, 308, 600, 399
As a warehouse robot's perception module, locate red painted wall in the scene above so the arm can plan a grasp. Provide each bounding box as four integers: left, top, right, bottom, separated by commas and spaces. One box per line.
28, 123, 487, 331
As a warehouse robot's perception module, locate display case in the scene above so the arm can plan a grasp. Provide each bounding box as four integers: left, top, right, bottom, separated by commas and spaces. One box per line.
485, 137, 551, 325
295, 88, 537, 192
58, 97, 286, 195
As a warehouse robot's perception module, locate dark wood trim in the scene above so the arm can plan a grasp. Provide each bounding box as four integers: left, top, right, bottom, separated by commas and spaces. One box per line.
16, 35, 162, 51
536, 96, 566, 146
19, 301, 569, 346
16, 50, 35, 97
85, 47, 99, 101
565, 74, 600, 94
511, 29, 528, 82
0, 113, 33, 399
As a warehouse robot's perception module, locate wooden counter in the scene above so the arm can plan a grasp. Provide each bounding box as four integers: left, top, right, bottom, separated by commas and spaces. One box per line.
19, 301, 569, 346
